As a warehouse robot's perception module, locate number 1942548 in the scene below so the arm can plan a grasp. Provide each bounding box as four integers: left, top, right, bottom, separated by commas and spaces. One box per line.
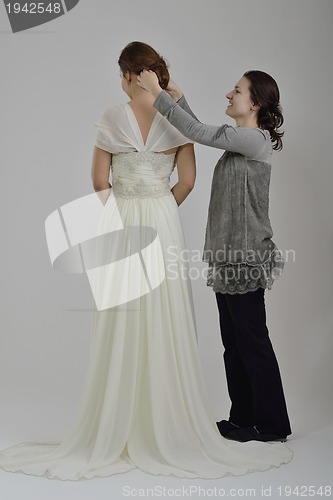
5, 3, 62, 14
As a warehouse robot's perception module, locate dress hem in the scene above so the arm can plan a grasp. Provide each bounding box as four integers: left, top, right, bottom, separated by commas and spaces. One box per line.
0, 441, 294, 481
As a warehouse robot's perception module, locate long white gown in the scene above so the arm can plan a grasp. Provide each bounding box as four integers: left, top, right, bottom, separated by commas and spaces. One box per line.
0, 102, 293, 480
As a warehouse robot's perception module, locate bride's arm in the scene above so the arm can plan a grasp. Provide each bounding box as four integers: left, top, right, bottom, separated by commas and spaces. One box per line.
171, 143, 196, 206
91, 146, 112, 205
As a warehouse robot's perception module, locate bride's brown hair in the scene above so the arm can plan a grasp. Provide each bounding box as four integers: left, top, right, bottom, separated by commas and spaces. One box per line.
118, 41, 170, 89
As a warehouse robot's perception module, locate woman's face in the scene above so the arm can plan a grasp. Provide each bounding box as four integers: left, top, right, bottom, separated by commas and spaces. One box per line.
225, 76, 258, 122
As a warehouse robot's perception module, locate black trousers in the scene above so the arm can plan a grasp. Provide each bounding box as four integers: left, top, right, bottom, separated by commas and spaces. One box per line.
215, 287, 292, 436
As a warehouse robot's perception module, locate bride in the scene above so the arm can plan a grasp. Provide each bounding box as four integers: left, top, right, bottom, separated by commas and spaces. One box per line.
0, 41, 293, 480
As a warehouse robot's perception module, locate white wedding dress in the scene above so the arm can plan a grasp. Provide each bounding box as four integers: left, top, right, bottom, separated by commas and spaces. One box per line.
0, 102, 293, 480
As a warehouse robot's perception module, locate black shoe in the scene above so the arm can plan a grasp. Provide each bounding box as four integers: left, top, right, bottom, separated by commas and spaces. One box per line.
216, 419, 240, 437
225, 425, 287, 443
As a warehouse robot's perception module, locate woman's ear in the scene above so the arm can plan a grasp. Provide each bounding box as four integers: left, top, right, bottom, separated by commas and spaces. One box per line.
251, 102, 260, 111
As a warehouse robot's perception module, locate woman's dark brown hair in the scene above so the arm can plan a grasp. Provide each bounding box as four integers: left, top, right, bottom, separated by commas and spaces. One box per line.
243, 70, 284, 151
118, 41, 170, 90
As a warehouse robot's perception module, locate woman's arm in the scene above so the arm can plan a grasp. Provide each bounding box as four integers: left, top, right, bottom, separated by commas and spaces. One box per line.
171, 143, 196, 206
137, 70, 267, 158
91, 145, 112, 205
164, 78, 199, 120
153, 91, 268, 158
176, 95, 199, 120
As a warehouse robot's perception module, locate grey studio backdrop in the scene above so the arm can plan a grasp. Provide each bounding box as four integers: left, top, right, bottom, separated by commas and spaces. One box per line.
0, 0, 332, 479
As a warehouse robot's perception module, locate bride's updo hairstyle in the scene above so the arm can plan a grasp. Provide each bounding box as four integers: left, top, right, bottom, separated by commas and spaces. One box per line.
118, 41, 170, 90
243, 70, 284, 151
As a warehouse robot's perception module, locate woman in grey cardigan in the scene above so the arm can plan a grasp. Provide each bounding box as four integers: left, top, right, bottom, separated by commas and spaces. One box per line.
137, 69, 292, 443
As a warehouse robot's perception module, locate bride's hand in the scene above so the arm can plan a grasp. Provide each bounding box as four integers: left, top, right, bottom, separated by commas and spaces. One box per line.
137, 70, 162, 97
165, 78, 183, 102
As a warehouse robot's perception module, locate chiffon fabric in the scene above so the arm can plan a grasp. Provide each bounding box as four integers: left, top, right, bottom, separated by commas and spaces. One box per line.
0, 102, 293, 480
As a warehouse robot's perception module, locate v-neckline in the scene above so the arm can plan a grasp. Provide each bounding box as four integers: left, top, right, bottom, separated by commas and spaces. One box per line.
125, 102, 161, 149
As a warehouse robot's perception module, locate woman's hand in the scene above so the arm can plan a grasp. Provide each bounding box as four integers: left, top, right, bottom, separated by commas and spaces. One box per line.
137, 70, 163, 99
165, 78, 183, 102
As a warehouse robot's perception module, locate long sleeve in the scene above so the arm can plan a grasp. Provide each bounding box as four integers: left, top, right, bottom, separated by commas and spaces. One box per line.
176, 95, 199, 120
153, 91, 269, 158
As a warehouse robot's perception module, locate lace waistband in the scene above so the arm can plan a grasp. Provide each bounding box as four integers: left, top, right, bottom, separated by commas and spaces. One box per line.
112, 181, 172, 199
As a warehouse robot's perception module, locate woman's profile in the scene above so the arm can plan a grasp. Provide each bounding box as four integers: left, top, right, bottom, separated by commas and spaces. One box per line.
0, 41, 293, 480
